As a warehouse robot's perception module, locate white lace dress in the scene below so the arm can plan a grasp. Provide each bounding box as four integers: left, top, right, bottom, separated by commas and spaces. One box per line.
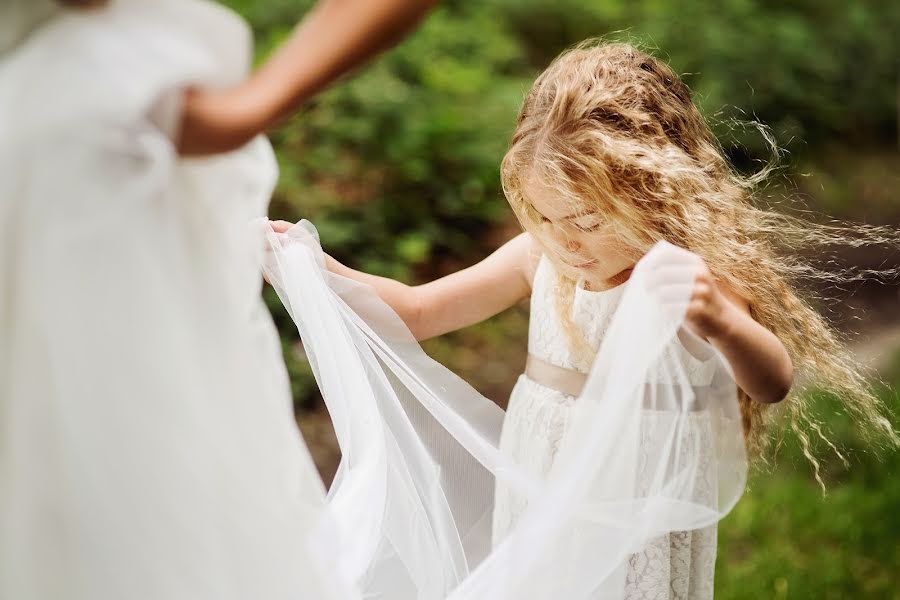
493, 256, 719, 600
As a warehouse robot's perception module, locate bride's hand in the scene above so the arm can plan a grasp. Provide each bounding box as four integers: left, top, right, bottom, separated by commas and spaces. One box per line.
177, 0, 438, 156
177, 87, 266, 155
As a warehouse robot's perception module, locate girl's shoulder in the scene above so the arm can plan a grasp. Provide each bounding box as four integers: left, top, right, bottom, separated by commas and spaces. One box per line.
506, 232, 543, 290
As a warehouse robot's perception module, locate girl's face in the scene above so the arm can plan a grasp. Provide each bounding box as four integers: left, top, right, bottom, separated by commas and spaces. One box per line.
524, 175, 639, 289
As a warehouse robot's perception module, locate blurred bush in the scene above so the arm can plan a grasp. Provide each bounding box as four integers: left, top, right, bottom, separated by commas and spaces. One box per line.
716, 353, 900, 599
220, 0, 899, 409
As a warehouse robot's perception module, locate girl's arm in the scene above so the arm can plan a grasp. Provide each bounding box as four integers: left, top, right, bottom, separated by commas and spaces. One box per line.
178, 0, 438, 155
271, 222, 537, 340
702, 288, 794, 405
683, 266, 794, 405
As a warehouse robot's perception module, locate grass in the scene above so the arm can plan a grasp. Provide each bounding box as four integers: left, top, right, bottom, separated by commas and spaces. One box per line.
716, 354, 900, 599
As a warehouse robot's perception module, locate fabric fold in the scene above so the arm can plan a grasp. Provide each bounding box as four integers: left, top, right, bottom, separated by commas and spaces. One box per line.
264, 220, 747, 600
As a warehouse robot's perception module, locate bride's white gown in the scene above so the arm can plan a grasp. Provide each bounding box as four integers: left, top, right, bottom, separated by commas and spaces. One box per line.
0, 2, 747, 599
0, 2, 347, 599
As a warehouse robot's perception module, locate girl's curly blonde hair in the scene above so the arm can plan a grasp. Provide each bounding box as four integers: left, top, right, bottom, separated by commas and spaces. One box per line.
501, 40, 899, 485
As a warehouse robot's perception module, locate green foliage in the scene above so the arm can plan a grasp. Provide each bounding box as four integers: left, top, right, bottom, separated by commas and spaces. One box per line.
228, 3, 534, 410
499, 0, 900, 156
716, 358, 900, 599
225, 0, 900, 272
220, 0, 899, 413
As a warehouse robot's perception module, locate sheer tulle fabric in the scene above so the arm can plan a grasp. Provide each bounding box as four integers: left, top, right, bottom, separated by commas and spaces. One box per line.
263, 222, 748, 599
1, 2, 349, 599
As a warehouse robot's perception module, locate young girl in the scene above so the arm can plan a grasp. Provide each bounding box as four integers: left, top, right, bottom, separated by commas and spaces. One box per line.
272, 41, 896, 598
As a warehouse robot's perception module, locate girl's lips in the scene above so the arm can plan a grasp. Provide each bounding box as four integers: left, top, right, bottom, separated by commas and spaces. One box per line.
574, 260, 596, 269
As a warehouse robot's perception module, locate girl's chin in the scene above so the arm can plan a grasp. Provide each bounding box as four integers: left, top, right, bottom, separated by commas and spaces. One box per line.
564, 266, 605, 289
576, 264, 636, 291
557, 258, 628, 285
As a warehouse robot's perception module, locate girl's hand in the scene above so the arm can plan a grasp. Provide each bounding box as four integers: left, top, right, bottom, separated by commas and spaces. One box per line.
682, 257, 733, 341
268, 220, 295, 235
643, 243, 793, 404
266, 220, 332, 270
262, 220, 323, 285
643, 245, 735, 341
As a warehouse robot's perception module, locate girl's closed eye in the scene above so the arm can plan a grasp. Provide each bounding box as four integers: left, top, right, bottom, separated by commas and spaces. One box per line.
570, 215, 604, 232
531, 204, 602, 233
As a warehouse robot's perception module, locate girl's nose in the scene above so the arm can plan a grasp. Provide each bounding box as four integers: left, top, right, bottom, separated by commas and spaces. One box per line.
565, 238, 581, 253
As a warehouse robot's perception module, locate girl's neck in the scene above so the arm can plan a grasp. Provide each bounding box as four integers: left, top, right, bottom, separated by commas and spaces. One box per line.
582, 266, 634, 292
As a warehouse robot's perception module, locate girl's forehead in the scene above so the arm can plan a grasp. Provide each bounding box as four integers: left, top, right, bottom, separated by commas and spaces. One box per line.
523, 174, 586, 219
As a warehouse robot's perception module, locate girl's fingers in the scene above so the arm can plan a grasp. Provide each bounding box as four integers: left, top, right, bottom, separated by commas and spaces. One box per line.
645, 267, 702, 289
269, 220, 294, 233
650, 284, 696, 303
648, 251, 704, 273
643, 262, 702, 289
640, 243, 697, 270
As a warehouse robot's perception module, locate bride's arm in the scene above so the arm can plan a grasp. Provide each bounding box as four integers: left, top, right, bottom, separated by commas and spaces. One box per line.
178, 0, 438, 155
271, 222, 537, 340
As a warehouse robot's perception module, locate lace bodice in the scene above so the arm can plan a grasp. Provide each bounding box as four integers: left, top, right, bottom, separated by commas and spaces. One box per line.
493, 256, 718, 600
527, 256, 626, 372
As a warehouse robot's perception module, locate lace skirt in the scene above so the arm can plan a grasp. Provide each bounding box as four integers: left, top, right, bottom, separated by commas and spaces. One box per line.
492, 374, 718, 600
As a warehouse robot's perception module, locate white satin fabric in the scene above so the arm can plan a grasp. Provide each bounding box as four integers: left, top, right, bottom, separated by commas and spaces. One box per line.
263, 222, 748, 600
0, 2, 349, 599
